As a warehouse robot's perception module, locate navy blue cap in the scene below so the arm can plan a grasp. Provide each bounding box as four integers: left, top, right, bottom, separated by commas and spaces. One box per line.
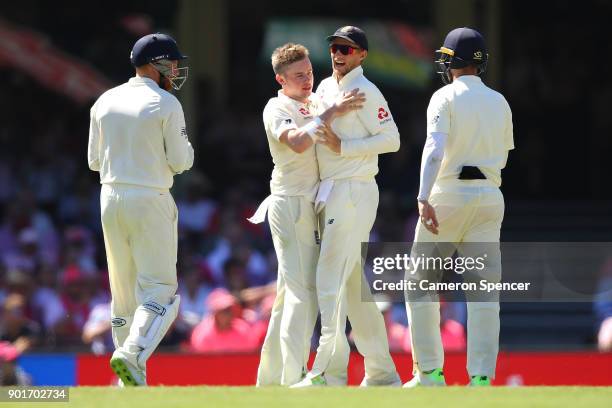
130, 33, 187, 67
326, 26, 368, 51
440, 27, 487, 67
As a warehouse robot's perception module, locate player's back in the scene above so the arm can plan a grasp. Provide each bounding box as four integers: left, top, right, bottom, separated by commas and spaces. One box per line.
92, 77, 180, 189
435, 76, 513, 187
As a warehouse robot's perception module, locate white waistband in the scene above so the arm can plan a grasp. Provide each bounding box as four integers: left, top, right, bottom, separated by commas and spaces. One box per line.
101, 183, 169, 194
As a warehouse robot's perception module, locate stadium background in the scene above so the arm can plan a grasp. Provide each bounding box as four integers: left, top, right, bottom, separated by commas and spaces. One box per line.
0, 0, 611, 386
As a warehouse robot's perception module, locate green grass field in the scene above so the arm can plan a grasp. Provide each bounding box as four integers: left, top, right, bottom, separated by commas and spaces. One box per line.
4, 386, 611, 408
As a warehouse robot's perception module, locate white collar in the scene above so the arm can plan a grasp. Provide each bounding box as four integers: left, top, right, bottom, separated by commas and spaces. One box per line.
129, 76, 158, 86
277, 90, 311, 107
336, 65, 364, 88
454, 75, 482, 85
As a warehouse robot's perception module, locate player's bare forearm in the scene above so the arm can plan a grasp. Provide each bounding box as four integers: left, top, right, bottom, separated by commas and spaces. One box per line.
280, 128, 314, 153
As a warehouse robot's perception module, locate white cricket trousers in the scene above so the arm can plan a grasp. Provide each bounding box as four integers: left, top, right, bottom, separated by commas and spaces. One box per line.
310, 179, 399, 383
256, 195, 319, 386
405, 180, 504, 378
100, 183, 179, 349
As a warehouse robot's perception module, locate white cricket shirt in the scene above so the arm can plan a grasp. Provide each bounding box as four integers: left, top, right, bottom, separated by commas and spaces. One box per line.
262, 90, 320, 200
88, 76, 194, 190
315, 66, 400, 181
427, 75, 514, 187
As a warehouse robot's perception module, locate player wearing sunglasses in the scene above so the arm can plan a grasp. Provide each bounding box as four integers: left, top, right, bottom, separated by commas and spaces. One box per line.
292, 26, 401, 388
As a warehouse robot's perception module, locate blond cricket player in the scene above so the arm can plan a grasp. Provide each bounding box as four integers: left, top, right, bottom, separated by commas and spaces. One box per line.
292, 26, 401, 388
403, 27, 514, 387
251, 43, 366, 386
88, 33, 193, 386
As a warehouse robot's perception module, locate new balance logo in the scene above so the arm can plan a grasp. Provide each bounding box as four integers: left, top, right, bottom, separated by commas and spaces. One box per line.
143, 301, 166, 316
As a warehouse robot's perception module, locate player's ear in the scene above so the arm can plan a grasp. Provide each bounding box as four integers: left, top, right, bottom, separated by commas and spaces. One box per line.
359, 50, 368, 63
275, 73, 285, 86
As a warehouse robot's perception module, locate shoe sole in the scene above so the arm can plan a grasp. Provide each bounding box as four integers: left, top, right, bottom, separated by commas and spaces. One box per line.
110, 357, 141, 386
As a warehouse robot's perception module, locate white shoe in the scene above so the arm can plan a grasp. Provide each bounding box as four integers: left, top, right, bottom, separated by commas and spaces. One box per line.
290, 373, 327, 388
360, 373, 402, 387
110, 350, 146, 386
403, 368, 446, 388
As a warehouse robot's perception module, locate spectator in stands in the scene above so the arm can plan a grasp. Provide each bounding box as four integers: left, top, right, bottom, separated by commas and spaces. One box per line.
57, 176, 101, 232
82, 302, 113, 355
222, 257, 250, 298
190, 288, 260, 353
206, 221, 269, 286
366, 295, 466, 353
30, 265, 66, 335
178, 263, 213, 329
247, 293, 276, 347
176, 171, 217, 234
0, 293, 40, 354
4, 268, 64, 340
54, 266, 93, 345
594, 257, 612, 352
62, 226, 97, 275
0, 341, 31, 385
2, 228, 45, 274
0, 191, 59, 267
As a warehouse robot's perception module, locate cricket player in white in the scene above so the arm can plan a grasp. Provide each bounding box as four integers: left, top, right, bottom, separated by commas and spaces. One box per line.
403, 27, 514, 387
251, 43, 366, 386
88, 33, 193, 386
293, 26, 401, 388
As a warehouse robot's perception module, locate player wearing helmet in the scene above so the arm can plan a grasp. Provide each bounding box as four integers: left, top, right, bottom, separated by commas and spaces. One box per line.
403, 27, 514, 387
88, 33, 194, 386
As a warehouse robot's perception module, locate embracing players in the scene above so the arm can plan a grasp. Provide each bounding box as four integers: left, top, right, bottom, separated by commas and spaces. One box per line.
293, 26, 401, 388
252, 43, 366, 386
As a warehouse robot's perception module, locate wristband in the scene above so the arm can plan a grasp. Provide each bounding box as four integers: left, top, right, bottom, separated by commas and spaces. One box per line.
300, 117, 322, 141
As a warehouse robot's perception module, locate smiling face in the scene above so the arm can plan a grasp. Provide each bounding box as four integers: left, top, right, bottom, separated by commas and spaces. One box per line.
329, 37, 367, 80
276, 57, 313, 103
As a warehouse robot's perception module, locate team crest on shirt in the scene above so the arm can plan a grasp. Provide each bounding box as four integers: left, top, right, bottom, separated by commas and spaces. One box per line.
377, 107, 391, 124
299, 107, 312, 119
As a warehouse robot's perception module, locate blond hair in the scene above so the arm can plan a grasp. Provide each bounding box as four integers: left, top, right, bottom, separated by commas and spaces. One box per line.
271, 43, 309, 74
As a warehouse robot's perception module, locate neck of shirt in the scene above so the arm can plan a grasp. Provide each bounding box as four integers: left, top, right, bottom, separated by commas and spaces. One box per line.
334, 65, 364, 89
453, 75, 482, 85
129, 76, 158, 87
278, 90, 309, 106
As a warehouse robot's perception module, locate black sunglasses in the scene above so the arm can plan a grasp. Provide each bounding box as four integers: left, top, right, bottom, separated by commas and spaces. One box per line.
330, 44, 360, 56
